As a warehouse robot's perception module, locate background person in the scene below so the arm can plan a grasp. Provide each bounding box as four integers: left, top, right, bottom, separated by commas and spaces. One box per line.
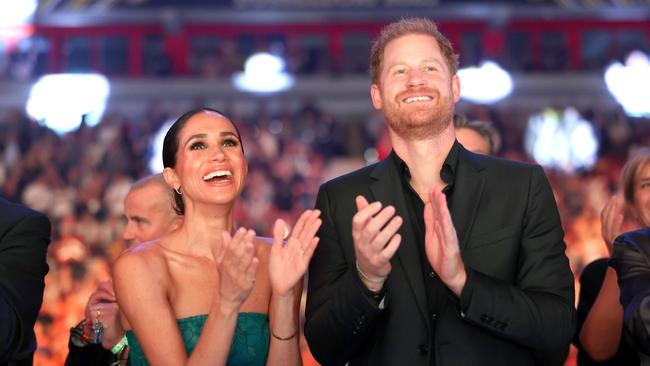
66, 174, 182, 365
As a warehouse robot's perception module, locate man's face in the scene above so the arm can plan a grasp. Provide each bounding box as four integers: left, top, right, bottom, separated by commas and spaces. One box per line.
371, 34, 460, 140
122, 184, 178, 244
456, 127, 490, 155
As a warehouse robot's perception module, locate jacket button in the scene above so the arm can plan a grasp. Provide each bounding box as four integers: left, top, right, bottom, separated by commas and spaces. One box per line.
431, 313, 437, 320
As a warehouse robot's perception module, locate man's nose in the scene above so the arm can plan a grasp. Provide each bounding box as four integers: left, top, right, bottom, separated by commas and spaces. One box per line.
407, 70, 426, 87
122, 223, 135, 241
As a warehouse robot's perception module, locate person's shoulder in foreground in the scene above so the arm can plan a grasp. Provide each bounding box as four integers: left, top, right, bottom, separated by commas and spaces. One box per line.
0, 196, 51, 366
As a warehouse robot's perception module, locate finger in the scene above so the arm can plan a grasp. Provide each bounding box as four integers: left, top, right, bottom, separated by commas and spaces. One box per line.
300, 215, 322, 249
292, 210, 311, 241
296, 210, 321, 243
237, 230, 257, 269
229, 227, 251, 263
273, 219, 285, 247
360, 205, 397, 246
435, 192, 458, 249
89, 290, 117, 304
98, 281, 116, 297
301, 237, 320, 263
352, 203, 382, 236
355, 195, 370, 211
379, 233, 402, 262
369, 215, 403, 251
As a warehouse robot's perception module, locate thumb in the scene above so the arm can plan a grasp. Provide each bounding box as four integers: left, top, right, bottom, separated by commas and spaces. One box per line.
273, 219, 286, 246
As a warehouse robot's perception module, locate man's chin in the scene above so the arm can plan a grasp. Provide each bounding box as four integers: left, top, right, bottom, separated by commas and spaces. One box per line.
388, 116, 451, 140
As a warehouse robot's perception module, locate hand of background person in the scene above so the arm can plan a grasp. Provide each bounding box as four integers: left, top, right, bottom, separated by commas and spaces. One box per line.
600, 194, 625, 256
216, 228, 259, 313
269, 210, 321, 297
352, 195, 403, 291
424, 189, 466, 297
83, 280, 125, 349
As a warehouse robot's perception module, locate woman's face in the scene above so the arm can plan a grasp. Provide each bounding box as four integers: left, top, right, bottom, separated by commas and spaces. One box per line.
166, 111, 247, 207
632, 163, 650, 227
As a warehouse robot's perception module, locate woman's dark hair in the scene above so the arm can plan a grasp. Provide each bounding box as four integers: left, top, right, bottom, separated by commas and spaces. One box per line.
162, 107, 243, 215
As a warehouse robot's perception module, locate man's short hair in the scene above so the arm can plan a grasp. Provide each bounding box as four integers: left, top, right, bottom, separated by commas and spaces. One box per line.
453, 115, 502, 156
370, 17, 459, 85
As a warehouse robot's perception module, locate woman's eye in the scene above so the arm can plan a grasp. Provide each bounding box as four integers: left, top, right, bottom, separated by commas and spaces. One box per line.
190, 142, 206, 150
395, 69, 406, 75
223, 139, 239, 147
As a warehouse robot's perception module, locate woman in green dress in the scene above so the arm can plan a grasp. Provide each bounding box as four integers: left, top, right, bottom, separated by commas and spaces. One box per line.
113, 108, 321, 365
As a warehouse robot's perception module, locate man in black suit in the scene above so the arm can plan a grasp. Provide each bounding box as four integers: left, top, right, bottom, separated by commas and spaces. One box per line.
0, 197, 51, 366
304, 18, 575, 365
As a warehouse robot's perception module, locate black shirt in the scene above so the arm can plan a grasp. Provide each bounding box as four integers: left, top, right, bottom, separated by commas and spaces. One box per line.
389, 141, 460, 365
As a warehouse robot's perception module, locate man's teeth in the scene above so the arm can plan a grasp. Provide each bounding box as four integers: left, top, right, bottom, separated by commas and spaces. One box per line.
203, 170, 232, 181
403, 96, 432, 103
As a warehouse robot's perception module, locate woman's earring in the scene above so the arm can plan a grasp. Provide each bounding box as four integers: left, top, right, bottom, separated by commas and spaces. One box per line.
175, 186, 182, 195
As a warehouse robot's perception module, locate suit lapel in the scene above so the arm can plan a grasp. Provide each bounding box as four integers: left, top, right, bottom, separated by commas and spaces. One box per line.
450, 148, 486, 251
369, 155, 429, 330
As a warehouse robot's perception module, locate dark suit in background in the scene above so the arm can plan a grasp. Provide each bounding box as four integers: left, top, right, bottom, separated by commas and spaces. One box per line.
0, 197, 51, 366
305, 147, 575, 366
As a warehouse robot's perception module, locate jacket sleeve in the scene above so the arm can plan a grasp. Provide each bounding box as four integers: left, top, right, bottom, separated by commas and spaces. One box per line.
0, 210, 51, 362
457, 166, 576, 353
610, 231, 650, 356
304, 184, 385, 366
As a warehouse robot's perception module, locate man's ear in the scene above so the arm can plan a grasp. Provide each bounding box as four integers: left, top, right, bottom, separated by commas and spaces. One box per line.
451, 74, 461, 103
163, 167, 180, 191
370, 84, 383, 111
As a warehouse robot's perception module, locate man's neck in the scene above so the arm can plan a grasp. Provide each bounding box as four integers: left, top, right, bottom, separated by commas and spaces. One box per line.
390, 124, 456, 200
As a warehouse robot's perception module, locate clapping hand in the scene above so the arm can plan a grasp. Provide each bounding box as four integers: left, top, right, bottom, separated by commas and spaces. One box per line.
424, 189, 466, 296
600, 195, 625, 256
352, 196, 403, 291
216, 228, 259, 312
269, 210, 321, 297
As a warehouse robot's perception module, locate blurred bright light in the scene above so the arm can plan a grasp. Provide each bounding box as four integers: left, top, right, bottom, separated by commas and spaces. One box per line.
233, 52, 293, 93
26, 74, 110, 135
0, 0, 37, 27
604, 50, 650, 118
458, 61, 513, 104
525, 107, 599, 173
149, 119, 174, 173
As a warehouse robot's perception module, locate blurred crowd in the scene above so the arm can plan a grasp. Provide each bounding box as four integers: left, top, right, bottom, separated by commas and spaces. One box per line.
1, 99, 649, 365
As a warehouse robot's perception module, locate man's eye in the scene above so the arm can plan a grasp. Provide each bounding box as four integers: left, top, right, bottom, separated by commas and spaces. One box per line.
395, 69, 406, 75
424, 66, 436, 72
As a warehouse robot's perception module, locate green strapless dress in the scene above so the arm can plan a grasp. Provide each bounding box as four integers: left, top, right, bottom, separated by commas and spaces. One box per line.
125, 312, 269, 366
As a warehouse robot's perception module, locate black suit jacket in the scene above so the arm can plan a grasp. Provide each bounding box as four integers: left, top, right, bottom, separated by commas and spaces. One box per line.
305, 147, 575, 366
0, 197, 51, 366
610, 227, 650, 360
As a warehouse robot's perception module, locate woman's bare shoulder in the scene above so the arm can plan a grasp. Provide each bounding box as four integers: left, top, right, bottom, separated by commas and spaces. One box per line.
113, 239, 170, 281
